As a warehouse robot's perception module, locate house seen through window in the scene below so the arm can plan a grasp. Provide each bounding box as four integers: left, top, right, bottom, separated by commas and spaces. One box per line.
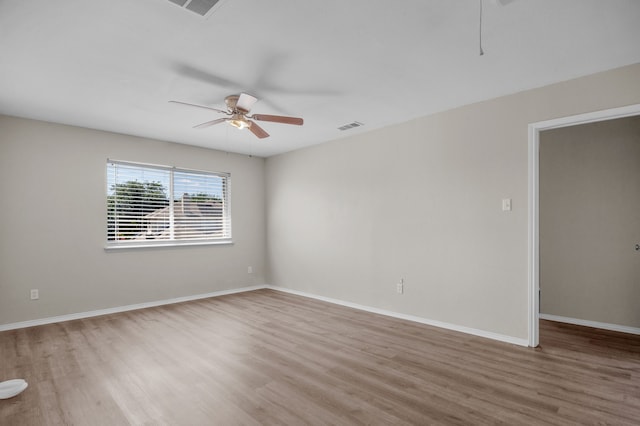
107, 160, 231, 246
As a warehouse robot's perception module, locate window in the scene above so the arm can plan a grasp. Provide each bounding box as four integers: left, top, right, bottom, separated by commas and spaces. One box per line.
106, 160, 231, 247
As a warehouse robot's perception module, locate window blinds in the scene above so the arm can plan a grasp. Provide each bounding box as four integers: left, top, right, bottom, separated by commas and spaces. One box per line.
107, 161, 231, 246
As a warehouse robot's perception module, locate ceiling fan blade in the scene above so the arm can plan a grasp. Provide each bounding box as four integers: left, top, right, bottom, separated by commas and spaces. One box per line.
236, 93, 258, 112
193, 118, 228, 129
251, 114, 303, 126
172, 64, 243, 91
248, 120, 269, 139
169, 100, 228, 114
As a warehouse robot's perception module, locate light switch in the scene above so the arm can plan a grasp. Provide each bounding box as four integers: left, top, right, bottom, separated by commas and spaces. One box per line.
502, 198, 512, 211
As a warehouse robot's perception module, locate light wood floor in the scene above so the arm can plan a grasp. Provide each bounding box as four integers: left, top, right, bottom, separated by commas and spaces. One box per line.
1, 289, 639, 425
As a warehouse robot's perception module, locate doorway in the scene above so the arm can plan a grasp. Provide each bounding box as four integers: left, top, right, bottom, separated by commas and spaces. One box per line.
527, 103, 640, 347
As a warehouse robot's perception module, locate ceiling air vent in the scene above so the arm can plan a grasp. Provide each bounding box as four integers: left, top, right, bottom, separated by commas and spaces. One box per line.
168, 0, 221, 17
338, 121, 364, 131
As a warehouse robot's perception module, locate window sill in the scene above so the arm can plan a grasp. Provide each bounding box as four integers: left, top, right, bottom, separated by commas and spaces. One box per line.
104, 239, 233, 251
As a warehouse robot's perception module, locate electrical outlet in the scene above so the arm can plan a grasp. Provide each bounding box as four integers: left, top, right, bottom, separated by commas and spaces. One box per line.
248, 266, 253, 274
30, 289, 39, 300
396, 279, 404, 294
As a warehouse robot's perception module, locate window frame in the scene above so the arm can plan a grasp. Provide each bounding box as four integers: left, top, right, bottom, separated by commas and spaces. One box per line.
105, 159, 232, 249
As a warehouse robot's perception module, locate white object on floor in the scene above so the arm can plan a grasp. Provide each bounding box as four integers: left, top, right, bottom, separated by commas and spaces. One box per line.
0, 379, 28, 399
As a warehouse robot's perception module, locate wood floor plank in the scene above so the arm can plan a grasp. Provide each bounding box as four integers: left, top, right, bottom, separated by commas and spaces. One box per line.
1, 289, 639, 425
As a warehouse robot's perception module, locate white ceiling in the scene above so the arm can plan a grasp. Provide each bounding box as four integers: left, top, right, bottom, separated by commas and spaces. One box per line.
1, 0, 639, 157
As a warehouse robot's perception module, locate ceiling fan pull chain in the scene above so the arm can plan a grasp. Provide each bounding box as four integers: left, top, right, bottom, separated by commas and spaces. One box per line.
479, 0, 485, 56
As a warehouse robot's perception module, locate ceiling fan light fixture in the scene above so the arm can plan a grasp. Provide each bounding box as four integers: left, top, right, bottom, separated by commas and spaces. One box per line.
228, 114, 250, 130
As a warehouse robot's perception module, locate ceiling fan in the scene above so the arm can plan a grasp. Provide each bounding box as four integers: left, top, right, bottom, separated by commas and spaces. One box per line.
169, 93, 303, 139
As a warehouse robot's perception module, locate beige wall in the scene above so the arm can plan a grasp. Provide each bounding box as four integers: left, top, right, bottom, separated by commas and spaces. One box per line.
2, 64, 639, 337
0, 116, 266, 325
540, 116, 640, 328
265, 63, 640, 340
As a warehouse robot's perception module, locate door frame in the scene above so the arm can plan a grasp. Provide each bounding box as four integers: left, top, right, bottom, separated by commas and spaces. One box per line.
527, 103, 640, 347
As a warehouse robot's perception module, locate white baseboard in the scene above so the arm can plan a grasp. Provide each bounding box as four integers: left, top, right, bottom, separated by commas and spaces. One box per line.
266, 286, 529, 347
0, 285, 268, 332
539, 313, 640, 336
0, 284, 530, 347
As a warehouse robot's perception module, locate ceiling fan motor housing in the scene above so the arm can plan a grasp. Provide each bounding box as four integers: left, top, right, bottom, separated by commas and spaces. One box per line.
225, 95, 240, 111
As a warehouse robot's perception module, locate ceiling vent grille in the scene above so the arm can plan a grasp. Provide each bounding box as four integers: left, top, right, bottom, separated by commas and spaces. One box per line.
338, 121, 364, 131
168, 0, 221, 17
